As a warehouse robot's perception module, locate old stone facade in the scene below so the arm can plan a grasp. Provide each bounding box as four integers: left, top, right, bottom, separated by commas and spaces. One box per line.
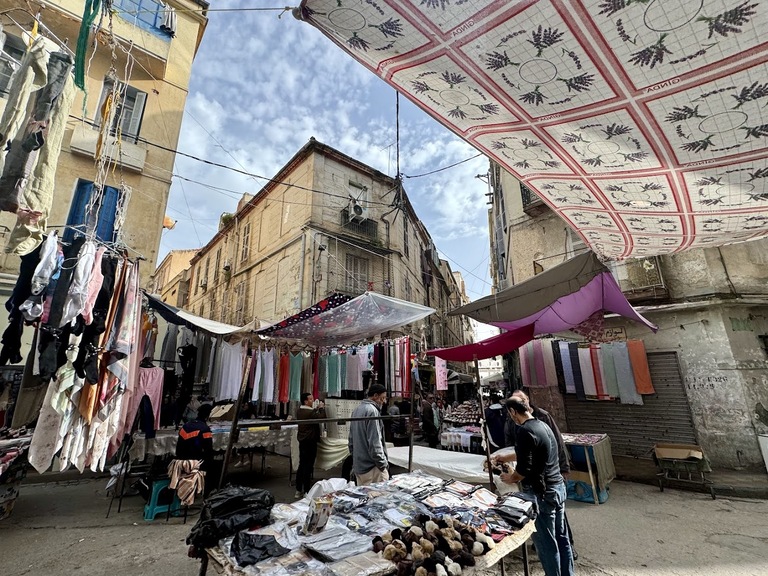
489, 161, 768, 471
161, 139, 472, 362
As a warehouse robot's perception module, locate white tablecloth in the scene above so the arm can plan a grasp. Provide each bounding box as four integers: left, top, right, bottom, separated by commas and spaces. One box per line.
129, 425, 296, 461
387, 445, 492, 484
290, 434, 350, 472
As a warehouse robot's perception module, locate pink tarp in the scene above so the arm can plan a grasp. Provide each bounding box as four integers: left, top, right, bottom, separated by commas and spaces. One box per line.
297, 1, 768, 258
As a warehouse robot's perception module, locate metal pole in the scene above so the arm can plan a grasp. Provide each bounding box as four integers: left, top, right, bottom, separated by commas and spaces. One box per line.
218, 354, 252, 489
475, 355, 496, 488
408, 385, 415, 472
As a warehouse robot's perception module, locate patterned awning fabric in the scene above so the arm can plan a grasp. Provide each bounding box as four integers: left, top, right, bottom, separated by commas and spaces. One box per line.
298, 0, 768, 258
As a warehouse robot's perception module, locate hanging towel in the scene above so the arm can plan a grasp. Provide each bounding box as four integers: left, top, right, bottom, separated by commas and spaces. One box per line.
519, 342, 531, 388
312, 352, 319, 398
551, 340, 566, 394
289, 352, 303, 402
627, 340, 655, 395
318, 354, 328, 393
569, 343, 586, 401
159, 2, 178, 36
339, 352, 347, 392
541, 339, 558, 388
590, 344, 609, 400
577, 346, 598, 398
327, 353, 340, 396
600, 343, 621, 398
612, 342, 643, 405
559, 341, 576, 394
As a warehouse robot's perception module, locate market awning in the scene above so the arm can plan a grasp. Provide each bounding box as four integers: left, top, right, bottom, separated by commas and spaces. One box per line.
256, 291, 435, 346
450, 252, 657, 334
426, 324, 534, 362
297, 1, 768, 259
145, 293, 251, 335
448, 370, 475, 384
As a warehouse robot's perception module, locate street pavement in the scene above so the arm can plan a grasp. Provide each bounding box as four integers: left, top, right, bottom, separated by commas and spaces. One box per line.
1, 465, 766, 576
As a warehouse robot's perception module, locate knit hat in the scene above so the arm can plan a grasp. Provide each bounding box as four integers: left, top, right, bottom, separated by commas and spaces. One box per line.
368, 384, 387, 397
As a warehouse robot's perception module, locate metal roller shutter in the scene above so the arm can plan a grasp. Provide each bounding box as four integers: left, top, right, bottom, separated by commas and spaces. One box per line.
564, 352, 697, 458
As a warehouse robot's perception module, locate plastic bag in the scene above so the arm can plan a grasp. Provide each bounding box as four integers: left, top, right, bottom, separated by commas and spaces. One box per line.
187, 486, 275, 548
231, 532, 290, 567
306, 478, 352, 501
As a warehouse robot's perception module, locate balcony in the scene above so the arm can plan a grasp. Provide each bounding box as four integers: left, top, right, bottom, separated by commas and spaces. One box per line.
521, 183, 549, 217
340, 209, 379, 240
533, 252, 669, 303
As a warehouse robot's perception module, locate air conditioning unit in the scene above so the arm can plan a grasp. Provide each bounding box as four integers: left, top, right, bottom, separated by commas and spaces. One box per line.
348, 198, 368, 223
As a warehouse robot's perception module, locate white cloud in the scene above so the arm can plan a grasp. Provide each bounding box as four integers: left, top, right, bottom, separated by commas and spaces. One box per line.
158, 1, 493, 299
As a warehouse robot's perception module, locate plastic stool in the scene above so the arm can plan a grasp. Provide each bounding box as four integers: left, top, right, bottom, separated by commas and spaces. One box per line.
143, 478, 181, 521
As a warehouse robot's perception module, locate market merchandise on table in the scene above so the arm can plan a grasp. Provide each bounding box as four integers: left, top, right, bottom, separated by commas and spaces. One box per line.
195, 471, 537, 576
0, 431, 32, 520
442, 402, 480, 426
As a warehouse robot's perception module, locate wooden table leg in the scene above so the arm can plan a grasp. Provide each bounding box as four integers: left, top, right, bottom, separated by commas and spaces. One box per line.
584, 445, 599, 506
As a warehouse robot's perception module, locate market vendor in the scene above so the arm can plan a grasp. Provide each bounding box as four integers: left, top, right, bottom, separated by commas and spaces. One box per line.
497, 396, 574, 576
176, 404, 214, 462
296, 392, 325, 499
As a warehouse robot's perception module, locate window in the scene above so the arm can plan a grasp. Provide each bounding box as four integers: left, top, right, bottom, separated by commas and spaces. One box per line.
241, 223, 251, 262
202, 258, 210, 290
63, 180, 121, 243
403, 217, 410, 259
234, 281, 246, 325
214, 248, 221, 283
404, 276, 412, 302
0, 35, 26, 97
345, 254, 369, 294
113, 0, 174, 39
95, 78, 147, 143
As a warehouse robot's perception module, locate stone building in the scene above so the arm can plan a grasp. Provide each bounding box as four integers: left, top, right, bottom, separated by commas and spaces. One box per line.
489, 161, 768, 471
161, 138, 472, 360
151, 248, 197, 307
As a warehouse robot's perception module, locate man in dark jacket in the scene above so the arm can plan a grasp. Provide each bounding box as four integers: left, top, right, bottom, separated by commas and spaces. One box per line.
176, 403, 213, 462
421, 394, 439, 448
296, 392, 325, 498
499, 396, 574, 576
504, 390, 577, 558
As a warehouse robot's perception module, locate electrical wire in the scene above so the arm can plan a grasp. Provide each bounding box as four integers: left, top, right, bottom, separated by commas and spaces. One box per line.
402, 153, 484, 179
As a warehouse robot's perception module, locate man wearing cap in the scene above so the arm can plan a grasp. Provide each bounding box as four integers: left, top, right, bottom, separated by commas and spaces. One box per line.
348, 384, 389, 485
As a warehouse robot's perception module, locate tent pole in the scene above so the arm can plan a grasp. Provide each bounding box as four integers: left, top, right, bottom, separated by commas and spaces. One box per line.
475, 355, 496, 488
218, 352, 252, 489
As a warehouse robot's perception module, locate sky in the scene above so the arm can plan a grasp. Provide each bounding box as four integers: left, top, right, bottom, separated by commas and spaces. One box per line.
157, 2, 495, 300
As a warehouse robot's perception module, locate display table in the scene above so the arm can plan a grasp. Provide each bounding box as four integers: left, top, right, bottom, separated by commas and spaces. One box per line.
199, 471, 535, 576
129, 423, 296, 462
387, 445, 491, 484
562, 433, 615, 506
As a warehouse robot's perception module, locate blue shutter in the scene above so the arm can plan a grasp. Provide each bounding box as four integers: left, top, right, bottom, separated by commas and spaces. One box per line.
96, 185, 120, 243
63, 180, 94, 243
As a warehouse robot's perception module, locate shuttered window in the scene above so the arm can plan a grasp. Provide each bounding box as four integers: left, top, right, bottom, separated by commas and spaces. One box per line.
96, 78, 147, 143
345, 254, 369, 294
64, 180, 121, 243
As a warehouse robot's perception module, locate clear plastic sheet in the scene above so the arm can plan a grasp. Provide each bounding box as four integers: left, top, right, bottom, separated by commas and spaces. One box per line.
328, 551, 397, 576
301, 527, 373, 562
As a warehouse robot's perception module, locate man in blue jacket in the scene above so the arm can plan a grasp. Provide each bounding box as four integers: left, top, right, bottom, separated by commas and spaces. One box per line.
348, 384, 389, 485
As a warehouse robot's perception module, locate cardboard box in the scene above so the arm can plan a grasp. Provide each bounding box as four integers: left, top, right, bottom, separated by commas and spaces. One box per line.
209, 403, 236, 421
654, 443, 704, 461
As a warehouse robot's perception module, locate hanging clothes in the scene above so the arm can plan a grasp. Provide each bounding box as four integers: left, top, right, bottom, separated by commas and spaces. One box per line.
345, 349, 363, 391
541, 339, 558, 388
326, 353, 340, 397
60, 240, 97, 327
568, 343, 586, 401
590, 344, 608, 400
611, 342, 643, 405
551, 340, 567, 394
262, 348, 275, 403
214, 341, 244, 401
277, 352, 290, 403
289, 352, 303, 402
301, 352, 313, 394
312, 351, 320, 398
80, 246, 105, 325
0, 242, 42, 366
627, 340, 655, 395
18, 230, 58, 321
119, 366, 163, 441
338, 352, 347, 392
600, 343, 621, 398
250, 348, 263, 402
160, 324, 179, 368
577, 346, 597, 399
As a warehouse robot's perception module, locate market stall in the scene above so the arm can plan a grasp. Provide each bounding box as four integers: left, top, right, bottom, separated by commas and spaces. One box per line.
387, 446, 492, 485
562, 433, 616, 505
193, 471, 535, 576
